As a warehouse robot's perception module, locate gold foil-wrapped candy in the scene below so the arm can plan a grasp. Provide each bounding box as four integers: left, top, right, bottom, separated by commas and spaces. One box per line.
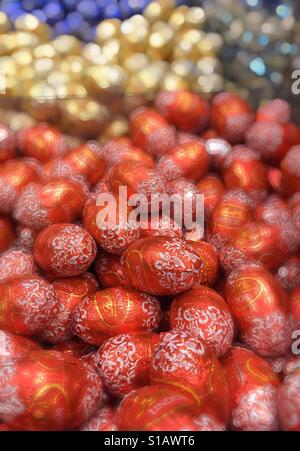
14, 14, 51, 43
60, 99, 110, 138
0, 3, 225, 134
0, 12, 11, 34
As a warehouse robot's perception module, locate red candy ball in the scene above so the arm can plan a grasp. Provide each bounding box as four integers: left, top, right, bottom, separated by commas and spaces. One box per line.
150, 330, 229, 422
222, 146, 268, 205
73, 287, 162, 345
107, 160, 166, 203
17, 124, 68, 162
226, 263, 292, 357
155, 90, 210, 132
95, 332, 158, 397
221, 346, 280, 431
83, 194, 140, 255
289, 193, 300, 231
0, 159, 40, 214
281, 145, 300, 196
0, 329, 40, 365
290, 287, 300, 330
196, 174, 225, 219
0, 249, 37, 283
170, 287, 234, 357
34, 223, 97, 277
62, 142, 106, 185
95, 251, 131, 289
246, 121, 291, 163
187, 240, 219, 286
38, 273, 98, 344
220, 221, 288, 272
0, 124, 16, 162
276, 255, 300, 292
130, 108, 176, 156
156, 140, 210, 182
116, 385, 200, 431
278, 369, 300, 431
14, 178, 88, 230
211, 92, 254, 143
0, 276, 59, 336
0, 350, 102, 431
208, 190, 252, 250
0, 216, 15, 252
256, 99, 291, 124
102, 138, 154, 168
122, 237, 202, 295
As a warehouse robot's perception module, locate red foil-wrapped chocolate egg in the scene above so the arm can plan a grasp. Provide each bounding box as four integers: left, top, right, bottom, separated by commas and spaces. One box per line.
17, 124, 68, 162
276, 255, 300, 292
150, 330, 229, 423
122, 237, 202, 295
0, 159, 40, 214
196, 174, 225, 219
278, 369, 300, 431
289, 193, 300, 231
0, 350, 103, 431
256, 99, 291, 124
226, 263, 292, 357
155, 90, 210, 133
222, 146, 268, 205
0, 249, 38, 283
94, 252, 131, 289
116, 385, 202, 431
34, 223, 97, 277
73, 287, 162, 345
0, 329, 40, 366
82, 193, 140, 255
220, 221, 288, 272
0, 124, 16, 162
14, 178, 88, 230
208, 190, 252, 250
281, 145, 300, 196
95, 333, 158, 397
0, 276, 59, 336
187, 240, 219, 286
80, 406, 118, 431
130, 107, 176, 156
290, 287, 300, 330
61, 142, 106, 185
170, 287, 234, 357
221, 346, 280, 431
38, 273, 98, 344
107, 160, 167, 204
211, 92, 254, 144
102, 138, 154, 168
156, 140, 210, 182
245, 121, 291, 163
0, 216, 15, 252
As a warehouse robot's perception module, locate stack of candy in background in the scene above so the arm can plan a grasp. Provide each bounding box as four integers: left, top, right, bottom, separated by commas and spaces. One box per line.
0, 1, 225, 138
0, 0, 300, 433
